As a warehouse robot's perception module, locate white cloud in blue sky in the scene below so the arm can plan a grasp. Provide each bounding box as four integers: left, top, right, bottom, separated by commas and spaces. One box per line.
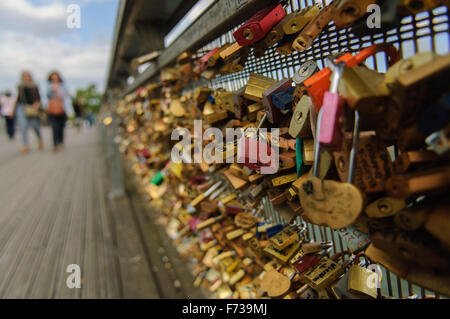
0, 0, 118, 98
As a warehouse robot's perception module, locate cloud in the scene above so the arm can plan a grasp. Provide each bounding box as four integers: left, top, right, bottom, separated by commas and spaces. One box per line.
0, 0, 114, 98
0, 0, 69, 38
0, 29, 111, 97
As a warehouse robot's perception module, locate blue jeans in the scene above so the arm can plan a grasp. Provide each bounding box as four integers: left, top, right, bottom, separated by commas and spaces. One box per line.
16, 104, 42, 146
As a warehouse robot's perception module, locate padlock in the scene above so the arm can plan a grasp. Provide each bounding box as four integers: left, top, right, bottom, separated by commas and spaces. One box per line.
264, 12, 295, 46
270, 226, 300, 250
292, 61, 319, 86
267, 188, 287, 205
389, 54, 450, 119
318, 59, 345, 150
245, 73, 277, 102
394, 149, 447, 174
332, 0, 377, 29
215, 90, 235, 113
298, 108, 364, 229
347, 253, 379, 299
385, 52, 437, 86
292, 249, 331, 275
301, 254, 346, 291
263, 241, 301, 264
247, 102, 263, 122
233, 86, 249, 119
365, 197, 407, 218
333, 131, 395, 193
220, 42, 249, 64
233, 4, 286, 46
260, 269, 292, 298
195, 47, 220, 75
339, 65, 400, 135
271, 86, 295, 111
371, 230, 449, 271
262, 78, 293, 124
289, 95, 313, 139
292, 3, 336, 52
304, 43, 400, 109
271, 173, 297, 187
385, 165, 450, 198
283, 4, 321, 35
208, 43, 231, 67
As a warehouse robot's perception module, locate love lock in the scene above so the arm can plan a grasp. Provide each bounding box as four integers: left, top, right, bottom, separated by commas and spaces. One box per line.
298, 107, 364, 229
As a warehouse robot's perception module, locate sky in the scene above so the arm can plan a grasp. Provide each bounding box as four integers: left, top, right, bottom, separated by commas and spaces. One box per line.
0, 0, 118, 98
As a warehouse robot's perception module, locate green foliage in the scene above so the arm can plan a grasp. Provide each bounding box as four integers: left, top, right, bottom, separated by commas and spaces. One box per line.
74, 84, 102, 115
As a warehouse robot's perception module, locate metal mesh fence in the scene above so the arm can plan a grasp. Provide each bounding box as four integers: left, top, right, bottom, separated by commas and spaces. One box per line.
176, 0, 449, 298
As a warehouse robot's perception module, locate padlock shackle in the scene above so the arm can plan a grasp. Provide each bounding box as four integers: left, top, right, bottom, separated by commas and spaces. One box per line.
312, 107, 323, 178
353, 252, 375, 266
352, 43, 400, 67
348, 110, 360, 184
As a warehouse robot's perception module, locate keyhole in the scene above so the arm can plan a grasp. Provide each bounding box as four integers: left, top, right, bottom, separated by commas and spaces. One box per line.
342, 4, 359, 17
337, 156, 346, 172
291, 23, 298, 31
243, 28, 253, 41
295, 111, 303, 122
377, 200, 392, 214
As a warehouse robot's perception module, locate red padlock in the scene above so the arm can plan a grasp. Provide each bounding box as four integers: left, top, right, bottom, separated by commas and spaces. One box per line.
237, 136, 278, 174
233, 4, 286, 46
304, 44, 400, 110
195, 47, 220, 74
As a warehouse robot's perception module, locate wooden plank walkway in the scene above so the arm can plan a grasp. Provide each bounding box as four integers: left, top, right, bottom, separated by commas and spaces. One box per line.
0, 125, 205, 299
0, 126, 152, 298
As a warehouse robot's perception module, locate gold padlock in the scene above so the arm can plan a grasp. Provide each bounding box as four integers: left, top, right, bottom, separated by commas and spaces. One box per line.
347, 253, 379, 299
289, 95, 313, 138
244, 74, 277, 102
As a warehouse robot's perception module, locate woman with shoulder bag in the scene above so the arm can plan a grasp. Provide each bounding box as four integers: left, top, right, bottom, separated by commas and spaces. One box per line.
45, 71, 73, 152
15, 71, 43, 153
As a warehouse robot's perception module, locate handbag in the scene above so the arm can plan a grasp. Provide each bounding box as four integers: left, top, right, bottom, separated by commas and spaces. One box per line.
47, 97, 65, 115
24, 104, 40, 117
20, 86, 40, 117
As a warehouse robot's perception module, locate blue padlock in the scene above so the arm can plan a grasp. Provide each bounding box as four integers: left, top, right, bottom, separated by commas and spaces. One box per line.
207, 95, 216, 104
266, 224, 284, 238
271, 87, 295, 111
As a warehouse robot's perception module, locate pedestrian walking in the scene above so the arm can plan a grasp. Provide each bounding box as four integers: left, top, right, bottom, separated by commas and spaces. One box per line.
0, 91, 17, 140
45, 71, 73, 151
15, 71, 43, 153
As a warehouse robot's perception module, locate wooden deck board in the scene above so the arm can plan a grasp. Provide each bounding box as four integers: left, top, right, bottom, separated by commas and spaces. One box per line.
0, 128, 124, 299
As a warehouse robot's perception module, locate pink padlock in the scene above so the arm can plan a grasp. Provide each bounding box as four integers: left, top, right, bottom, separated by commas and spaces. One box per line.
318, 60, 345, 150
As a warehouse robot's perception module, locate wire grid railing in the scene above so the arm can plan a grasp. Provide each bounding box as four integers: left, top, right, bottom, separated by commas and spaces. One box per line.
180, 0, 450, 299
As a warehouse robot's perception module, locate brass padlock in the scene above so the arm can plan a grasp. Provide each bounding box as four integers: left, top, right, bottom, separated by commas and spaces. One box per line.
245, 74, 277, 102
289, 95, 313, 138
302, 256, 345, 291
339, 65, 400, 134
347, 253, 379, 299
332, 132, 395, 193
292, 3, 336, 52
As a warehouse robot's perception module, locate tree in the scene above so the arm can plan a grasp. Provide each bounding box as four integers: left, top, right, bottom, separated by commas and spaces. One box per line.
74, 84, 102, 115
